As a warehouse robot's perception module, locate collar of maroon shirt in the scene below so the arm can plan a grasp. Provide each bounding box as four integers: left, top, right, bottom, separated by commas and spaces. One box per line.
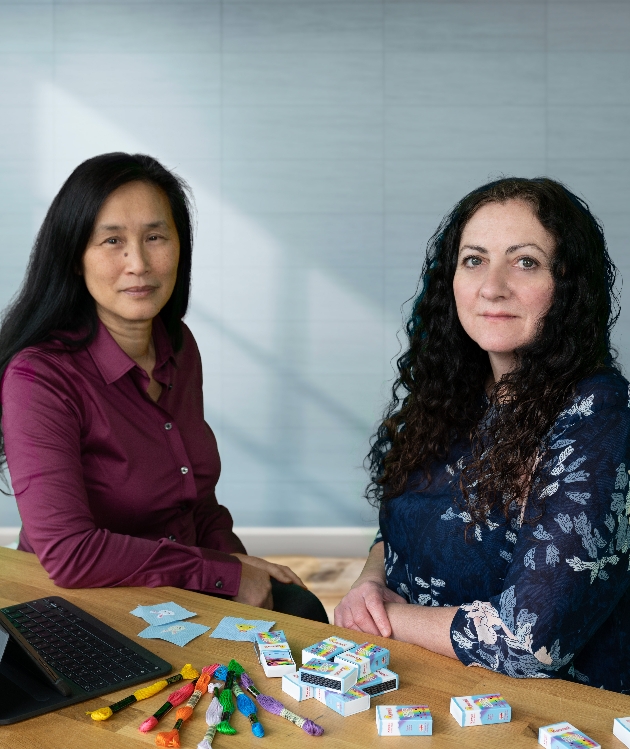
85, 314, 176, 386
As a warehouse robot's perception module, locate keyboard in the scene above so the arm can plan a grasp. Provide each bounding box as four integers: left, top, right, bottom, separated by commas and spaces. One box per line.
0, 596, 170, 695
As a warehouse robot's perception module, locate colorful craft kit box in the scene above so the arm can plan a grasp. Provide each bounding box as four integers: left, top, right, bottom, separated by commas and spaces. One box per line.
255, 629, 289, 650
258, 648, 296, 677
282, 672, 315, 702
538, 722, 600, 749
614, 718, 630, 749
301, 636, 357, 665
376, 705, 433, 736
335, 642, 390, 677
356, 668, 399, 697
314, 686, 370, 717
450, 694, 511, 727
298, 656, 358, 693
254, 630, 296, 677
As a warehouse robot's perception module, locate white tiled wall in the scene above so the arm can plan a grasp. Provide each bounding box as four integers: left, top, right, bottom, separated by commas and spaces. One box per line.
0, 0, 628, 529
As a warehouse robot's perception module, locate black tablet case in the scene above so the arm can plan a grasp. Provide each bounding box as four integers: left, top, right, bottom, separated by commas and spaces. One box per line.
0, 597, 172, 725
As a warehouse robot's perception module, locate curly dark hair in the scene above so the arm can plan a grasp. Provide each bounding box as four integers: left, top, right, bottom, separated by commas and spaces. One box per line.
366, 177, 621, 523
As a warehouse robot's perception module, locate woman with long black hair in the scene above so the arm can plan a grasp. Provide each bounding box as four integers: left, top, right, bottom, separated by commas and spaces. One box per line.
0, 152, 327, 622
335, 177, 630, 692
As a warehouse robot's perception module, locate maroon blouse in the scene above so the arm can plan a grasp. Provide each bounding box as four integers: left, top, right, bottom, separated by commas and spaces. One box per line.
1, 317, 245, 595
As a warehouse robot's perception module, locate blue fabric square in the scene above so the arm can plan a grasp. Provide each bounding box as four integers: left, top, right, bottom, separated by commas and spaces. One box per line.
130, 602, 196, 626
138, 620, 210, 647
209, 616, 275, 642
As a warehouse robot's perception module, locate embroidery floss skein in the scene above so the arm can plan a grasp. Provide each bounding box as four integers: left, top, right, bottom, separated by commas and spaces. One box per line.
227, 658, 244, 677
197, 686, 222, 749
239, 671, 324, 736
233, 681, 264, 737
87, 664, 199, 721
139, 666, 221, 732
155, 671, 212, 747
215, 665, 238, 735
201, 663, 222, 679
213, 665, 228, 681
211, 660, 243, 683
138, 678, 199, 732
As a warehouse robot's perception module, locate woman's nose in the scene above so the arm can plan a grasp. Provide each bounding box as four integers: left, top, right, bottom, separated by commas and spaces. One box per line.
124, 241, 150, 274
480, 263, 510, 300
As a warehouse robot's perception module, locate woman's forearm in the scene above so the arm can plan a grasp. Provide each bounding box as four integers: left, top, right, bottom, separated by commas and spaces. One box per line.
341, 541, 457, 657
384, 602, 457, 659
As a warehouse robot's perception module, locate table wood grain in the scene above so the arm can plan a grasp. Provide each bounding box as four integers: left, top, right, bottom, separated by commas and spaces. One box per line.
0, 547, 628, 749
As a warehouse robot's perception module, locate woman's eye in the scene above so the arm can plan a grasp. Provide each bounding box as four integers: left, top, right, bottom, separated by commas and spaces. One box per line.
518, 257, 538, 269
106, 238, 119, 245
463, 255, 483, 267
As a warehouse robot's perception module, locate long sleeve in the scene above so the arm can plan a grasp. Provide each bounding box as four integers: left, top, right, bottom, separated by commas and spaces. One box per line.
1, 327, 243, 596
450, 387, 630, 681
192, 491, 247, 556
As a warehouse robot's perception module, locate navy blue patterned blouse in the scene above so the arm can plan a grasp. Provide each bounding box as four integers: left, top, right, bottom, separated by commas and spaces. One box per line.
378, 370, 630, 693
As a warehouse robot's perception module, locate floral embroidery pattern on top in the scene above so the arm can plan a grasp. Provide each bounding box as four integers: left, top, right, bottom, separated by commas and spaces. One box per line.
378, 372, 630, 692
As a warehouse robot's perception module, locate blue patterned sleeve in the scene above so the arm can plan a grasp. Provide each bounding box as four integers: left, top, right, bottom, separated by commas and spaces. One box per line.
450, 384, 630, 679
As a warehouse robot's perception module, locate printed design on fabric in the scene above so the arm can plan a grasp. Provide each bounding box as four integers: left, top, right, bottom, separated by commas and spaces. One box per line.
441, 505, 499, 543
412, 575, 445, 606
526, 402, 629, 579
566, 461, 630, 579
452, 389, 630, 680
558, 393, 594, 421
384, 543, 448, 606
164, 624, 186, 634
150, 609, 176, 619
384, 543, 411, 602
500, 518, 522, 562
455, 587, 574, 679
385, 543, 398, 579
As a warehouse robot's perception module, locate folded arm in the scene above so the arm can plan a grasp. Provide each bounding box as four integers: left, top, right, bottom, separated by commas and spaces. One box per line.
337, 389, 630, 674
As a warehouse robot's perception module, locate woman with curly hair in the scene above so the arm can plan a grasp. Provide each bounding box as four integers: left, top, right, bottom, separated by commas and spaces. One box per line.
335, 177, 630, 693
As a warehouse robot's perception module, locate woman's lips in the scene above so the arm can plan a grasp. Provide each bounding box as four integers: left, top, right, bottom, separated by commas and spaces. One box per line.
122, 286, 157, 297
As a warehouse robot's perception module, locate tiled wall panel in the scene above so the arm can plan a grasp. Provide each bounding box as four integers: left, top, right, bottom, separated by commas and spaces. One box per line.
0, 1, 628, 528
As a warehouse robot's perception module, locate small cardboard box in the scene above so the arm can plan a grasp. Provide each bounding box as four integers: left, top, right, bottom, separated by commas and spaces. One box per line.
614, 718, 630, 749
259, 648, 296, 678
302, 636, 357, 665
255, 629, 289, 649
314, 686, 370, 717
335, 642, 390, 677
538, 722, 600, 749
450, 694, 511, 727
254, 629, 296, 677
298, 656, 358, 693
356, 668, 399, 697
376, 705, 432, 736
282, 672, 314, 702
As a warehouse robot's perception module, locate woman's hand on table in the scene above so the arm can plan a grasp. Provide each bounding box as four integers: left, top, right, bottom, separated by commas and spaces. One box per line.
231, 553, 307, 609
334, 578, 407, 637
334, 541, 407, 637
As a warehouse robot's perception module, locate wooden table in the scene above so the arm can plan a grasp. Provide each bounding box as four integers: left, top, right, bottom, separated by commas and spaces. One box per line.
0, 547, 628, 749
